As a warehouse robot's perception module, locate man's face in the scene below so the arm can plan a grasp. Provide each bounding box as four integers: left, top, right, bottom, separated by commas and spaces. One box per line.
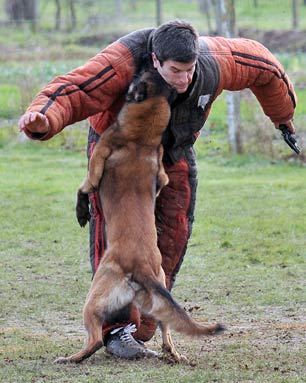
152, 53, 196, 94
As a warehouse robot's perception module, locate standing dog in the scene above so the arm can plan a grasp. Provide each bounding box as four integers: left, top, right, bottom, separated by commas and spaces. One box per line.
55, 69, 224, 364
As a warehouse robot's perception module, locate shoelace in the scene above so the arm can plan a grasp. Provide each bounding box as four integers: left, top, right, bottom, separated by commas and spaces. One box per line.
110, 323, 138, 346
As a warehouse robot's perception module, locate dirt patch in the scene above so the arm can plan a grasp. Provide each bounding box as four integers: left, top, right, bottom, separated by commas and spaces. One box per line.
76, 33, 123, 47
239, 28, 306, 52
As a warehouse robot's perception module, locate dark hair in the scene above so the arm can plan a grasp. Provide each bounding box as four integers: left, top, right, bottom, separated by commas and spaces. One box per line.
152, 20, 199, 64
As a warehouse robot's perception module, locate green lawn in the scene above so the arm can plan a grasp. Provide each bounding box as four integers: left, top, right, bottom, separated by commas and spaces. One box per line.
0, 142, 305, 382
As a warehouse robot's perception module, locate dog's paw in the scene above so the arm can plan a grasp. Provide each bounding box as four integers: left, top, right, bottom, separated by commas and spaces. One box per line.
53, 356, 70, 364
160, 351, 189, 365
76, 192, 90, 227
76, 210, 91, 227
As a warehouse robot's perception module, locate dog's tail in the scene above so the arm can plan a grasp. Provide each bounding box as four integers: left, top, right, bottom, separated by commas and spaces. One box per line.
136, 276, 225, 337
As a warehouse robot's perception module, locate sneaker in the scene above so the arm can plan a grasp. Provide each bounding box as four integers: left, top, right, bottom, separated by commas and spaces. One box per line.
105, 324, 158, 359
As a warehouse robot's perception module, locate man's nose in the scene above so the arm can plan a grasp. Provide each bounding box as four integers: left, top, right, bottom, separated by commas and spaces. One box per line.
179, 71, 190, 83
180, 72, 192, 84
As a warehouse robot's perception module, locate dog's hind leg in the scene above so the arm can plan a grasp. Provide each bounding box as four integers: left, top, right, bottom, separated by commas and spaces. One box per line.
160, 322, 188, 363
54, 307, 104, 364
55, 264, 136, 364
134, 268, 186, 362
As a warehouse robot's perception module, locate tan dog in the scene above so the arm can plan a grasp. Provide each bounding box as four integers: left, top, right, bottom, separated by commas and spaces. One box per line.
55, 69, 224, 364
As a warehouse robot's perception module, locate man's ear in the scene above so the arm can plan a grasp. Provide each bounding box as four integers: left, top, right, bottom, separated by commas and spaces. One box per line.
151, 52, 159, 69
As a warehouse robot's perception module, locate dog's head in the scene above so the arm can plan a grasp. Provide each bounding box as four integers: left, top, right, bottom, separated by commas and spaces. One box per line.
126, 69, 177, 105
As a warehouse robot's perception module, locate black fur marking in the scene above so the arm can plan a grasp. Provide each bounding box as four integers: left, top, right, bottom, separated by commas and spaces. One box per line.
150, 280, 186, 314
214, 324, 226, 334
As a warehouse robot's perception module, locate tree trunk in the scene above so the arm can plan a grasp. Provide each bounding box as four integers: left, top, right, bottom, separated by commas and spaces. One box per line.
68, 0, 77, 30
55, 0, 61, 30
292, 0, 299, 31
115, 0, 123, 18
199, 0, 213, 34
156, 0, 162, 25
129, 0, 137, 10
213, 0, 223, 34
226, 92, 242, 154
5, 0, 37, 31
214, 0, 243, 154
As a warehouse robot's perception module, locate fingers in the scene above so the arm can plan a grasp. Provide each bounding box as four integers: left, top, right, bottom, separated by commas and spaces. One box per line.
18, 112, 49, 134
18, 111, 41, 131
285, 120, 295, 134
274, 120, 296, 134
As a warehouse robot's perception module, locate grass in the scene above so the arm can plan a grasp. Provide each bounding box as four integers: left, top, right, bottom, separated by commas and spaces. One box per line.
0, 142, 305, 382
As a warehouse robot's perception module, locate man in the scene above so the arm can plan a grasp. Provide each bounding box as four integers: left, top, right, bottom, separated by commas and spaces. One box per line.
19, 20, 297, 359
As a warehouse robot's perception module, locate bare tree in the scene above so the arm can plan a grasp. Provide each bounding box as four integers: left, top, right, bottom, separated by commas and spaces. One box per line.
5, 0, 37, 31
292, 0, 299, 31
156, 0, 162, 25
68, 0, 77, 30
115, 0, 123, 17
54, 0, 77, 31
214, 0, 242, 154
199, 0, 213, 34
129, 0, 137, 10
213, 0, 222, 34
54, 0, 61, 30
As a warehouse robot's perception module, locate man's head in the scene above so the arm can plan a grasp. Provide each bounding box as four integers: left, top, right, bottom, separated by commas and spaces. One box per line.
151, 20, 199, 94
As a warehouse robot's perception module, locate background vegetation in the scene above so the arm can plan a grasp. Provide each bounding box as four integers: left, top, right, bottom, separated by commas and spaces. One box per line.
1, 0, 306, 159
0, 1, 305, 382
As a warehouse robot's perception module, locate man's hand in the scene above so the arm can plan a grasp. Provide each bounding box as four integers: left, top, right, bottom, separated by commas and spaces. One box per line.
276, 120, 301, 154
274, 119, 295, 134
18, 112, 50, 135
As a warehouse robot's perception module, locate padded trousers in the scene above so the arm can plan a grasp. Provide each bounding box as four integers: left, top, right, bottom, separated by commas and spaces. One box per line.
87, 127, 198, 342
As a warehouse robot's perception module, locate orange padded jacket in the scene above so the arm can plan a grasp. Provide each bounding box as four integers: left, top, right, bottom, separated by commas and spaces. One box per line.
24, 28, 296, 161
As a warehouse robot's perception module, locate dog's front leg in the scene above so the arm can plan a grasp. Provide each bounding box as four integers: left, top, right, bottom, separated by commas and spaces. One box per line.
76, 186, 91, 227
87, 141, 111, 190
76, 142, 111, 227
156, 145, 169, 196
